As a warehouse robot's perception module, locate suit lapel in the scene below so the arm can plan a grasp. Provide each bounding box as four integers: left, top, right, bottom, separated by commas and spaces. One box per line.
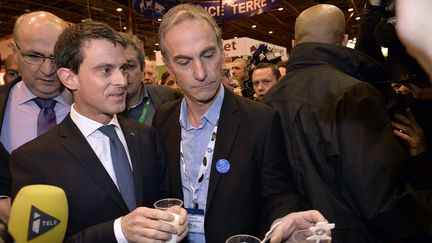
118, 117, 144, 207
166, 105, 183, 200
58, 115, 129, 213
0, 78, 22, 163
147, 85, 170, 110
206, 89, 240, 211
0, 77, 21, 132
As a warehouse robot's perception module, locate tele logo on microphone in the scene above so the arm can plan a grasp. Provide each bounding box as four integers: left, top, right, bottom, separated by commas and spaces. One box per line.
9, 185, 68, 243
28, 205, 61, 241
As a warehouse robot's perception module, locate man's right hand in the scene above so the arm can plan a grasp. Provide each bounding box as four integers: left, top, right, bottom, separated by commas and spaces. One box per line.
121, 207, 178, 242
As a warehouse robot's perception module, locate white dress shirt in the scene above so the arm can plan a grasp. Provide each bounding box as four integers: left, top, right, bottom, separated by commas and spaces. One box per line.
70, 104, 131, 243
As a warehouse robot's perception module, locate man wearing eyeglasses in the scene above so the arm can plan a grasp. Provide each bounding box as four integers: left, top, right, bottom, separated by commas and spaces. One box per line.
0, 11, 71, 224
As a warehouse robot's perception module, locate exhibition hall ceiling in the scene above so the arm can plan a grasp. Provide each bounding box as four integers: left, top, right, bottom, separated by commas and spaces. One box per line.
0, 0, 367, 58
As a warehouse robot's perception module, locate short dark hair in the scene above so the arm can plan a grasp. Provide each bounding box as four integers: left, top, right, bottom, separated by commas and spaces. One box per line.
253, 62, 281, 80
54, 21, 126, 74
119, 32, 145, 72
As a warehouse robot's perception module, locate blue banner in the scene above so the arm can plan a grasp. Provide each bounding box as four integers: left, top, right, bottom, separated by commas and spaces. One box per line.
133, 0, 284, 20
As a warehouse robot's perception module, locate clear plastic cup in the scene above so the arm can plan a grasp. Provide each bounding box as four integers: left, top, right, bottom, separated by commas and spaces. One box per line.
225, 234, 261, 243
153, 198, 183, 243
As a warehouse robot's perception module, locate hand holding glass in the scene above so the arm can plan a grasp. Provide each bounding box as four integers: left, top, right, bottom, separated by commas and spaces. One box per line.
154, 198, 183, 243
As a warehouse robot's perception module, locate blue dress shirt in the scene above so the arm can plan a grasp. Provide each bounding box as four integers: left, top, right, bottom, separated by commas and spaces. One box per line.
179, 85, 224, 243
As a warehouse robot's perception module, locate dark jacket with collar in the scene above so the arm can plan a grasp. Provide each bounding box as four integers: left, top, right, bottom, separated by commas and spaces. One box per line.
0, 77, 22, 196
10, 115, 169, 242
153, 88, 300, 243
146, 84, 183, 109
263, 42, 432, 242
120, 84, 182, 125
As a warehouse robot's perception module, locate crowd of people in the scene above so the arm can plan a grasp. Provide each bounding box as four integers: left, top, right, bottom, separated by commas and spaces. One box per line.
0, 0, 431, 242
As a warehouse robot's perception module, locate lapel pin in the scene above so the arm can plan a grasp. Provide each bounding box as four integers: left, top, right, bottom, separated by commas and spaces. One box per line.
216, 159, 230, 174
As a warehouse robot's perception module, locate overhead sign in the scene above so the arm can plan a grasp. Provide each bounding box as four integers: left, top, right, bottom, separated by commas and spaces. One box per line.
133, 0, 283, 20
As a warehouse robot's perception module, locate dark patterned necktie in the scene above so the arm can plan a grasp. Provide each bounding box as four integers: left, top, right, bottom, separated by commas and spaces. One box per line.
33, 98, 57, 136
98, 125, 136, 211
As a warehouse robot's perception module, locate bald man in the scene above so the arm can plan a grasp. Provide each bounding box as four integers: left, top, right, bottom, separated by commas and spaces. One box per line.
3, 54, 19, 84
0, 11, 72, 223
263, 4, 432, 242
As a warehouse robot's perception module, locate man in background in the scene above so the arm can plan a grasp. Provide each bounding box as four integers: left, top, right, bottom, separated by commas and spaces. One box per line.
2, 54, 19, 85
251, 62, 280, 101
143, 59, 157, 84
119, 32, 182, 125
231, 57, 254, 99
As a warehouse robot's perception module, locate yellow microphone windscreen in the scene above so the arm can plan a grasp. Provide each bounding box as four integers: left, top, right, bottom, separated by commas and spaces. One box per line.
8, 185, 68, 243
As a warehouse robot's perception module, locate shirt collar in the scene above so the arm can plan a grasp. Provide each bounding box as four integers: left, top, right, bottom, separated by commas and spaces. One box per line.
70, 104, 121, 137
179, 84, 224, 130
14, 80, 73, 106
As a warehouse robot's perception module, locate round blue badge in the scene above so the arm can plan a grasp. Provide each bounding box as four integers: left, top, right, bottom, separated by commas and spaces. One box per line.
216, 159, 230, 174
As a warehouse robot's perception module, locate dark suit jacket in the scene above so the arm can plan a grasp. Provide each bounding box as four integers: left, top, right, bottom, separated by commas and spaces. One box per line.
153, 88, 300, 243
10, 115, 169, 243
120, 84, 182, 125
146, 84, 183, 110
0, 77, 21, 196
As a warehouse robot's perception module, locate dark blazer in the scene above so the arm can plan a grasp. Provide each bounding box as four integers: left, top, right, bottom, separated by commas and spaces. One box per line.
10, 115, 169, 243
146, 84, 183, 110
153, 88, 300, 243
0, 77, 21, 196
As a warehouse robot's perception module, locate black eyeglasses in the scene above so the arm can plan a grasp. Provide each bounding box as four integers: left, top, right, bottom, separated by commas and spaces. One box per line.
14, 43, 55, 65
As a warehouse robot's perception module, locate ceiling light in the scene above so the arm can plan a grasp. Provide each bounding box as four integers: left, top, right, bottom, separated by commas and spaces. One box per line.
278, 7, 283, 11
123, 27, 127, 30
155, 43, 159, 46
269, 31, 273, 34
348, 8, 354, 12
116, 8, 122, 12
252, 25, 256, 28
355, 16, 361, 20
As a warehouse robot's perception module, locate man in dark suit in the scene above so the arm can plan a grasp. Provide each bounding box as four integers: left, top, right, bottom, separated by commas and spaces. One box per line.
153, 4, 326, 243
0, 11, 72, 224
10, 21, 187, 242
118, 32, 182, 125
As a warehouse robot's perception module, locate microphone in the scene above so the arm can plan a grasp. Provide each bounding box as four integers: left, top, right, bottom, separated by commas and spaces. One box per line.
8, 185, 68, 243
